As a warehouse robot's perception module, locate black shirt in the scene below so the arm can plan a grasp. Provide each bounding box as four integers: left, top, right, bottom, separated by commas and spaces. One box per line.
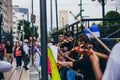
5, 44, 13, 53
66, 39, 79, 61
73, 55, 96, 80
0, 48, 4, 56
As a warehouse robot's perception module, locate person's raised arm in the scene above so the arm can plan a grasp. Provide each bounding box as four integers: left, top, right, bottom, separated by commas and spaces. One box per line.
90, 49, 102, 80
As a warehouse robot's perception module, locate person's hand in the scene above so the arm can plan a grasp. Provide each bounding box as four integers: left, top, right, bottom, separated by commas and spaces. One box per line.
64, 51, 70, 57
89, 50, 99, 64
89, 49, 102, 80
57, 61, 62, 65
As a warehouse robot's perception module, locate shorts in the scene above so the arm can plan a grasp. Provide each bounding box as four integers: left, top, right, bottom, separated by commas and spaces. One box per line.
6, 53, 13, 60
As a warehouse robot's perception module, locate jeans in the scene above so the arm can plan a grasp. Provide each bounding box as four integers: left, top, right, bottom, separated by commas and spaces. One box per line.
60, 67, 68, 80
22, 54, 30, 68
67, 69, 76, 80
16, 56, 22, 67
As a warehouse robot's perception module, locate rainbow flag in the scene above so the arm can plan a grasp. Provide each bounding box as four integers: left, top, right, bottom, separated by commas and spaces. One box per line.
48, 48, 61, 80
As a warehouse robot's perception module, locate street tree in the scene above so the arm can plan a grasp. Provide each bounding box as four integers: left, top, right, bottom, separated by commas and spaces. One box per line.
17, 20, 38, 40
105, 11, 120, 25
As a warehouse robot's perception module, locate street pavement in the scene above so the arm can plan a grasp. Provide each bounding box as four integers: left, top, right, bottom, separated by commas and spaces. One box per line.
30, 53, 41, 80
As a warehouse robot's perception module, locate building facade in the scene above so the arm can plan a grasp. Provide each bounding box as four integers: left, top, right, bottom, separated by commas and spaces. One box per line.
12, 5, 29, 43
13, 5, 29, 21
0, 0, 13, 43
0, 0, 2, 42
2, 0, 13, 32
59, 10, 68, 28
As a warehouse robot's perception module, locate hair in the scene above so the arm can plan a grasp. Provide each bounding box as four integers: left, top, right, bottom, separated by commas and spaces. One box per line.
64, 31, 74, 37
77, 33, 89, 44
16, 42, 21, 45
58, 32, 64, 35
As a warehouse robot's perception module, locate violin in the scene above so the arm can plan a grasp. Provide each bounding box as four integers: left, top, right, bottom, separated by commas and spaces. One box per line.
64, 45, 92, 55
64, 45, 109, 60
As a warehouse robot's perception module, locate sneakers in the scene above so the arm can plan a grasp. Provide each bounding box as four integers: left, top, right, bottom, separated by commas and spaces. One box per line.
23, 66, 29, 70
25, 67, 29, 70
16, 66, 21, 69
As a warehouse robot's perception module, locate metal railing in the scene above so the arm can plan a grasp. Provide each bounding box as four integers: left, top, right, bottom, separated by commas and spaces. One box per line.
51, 18, 120, 44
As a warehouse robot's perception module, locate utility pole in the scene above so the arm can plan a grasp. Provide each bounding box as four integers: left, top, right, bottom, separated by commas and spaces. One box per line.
76, 0, 84, 20
22, 14, 24, 44
55, 0, 59, 42
31, 0, 34, 65
40, 0, 48, 80
101, 0, 106, 27
101, 0, 105, 19
80, 0, 82, 19
50, 0, 53, 31
55, 0, 58, 31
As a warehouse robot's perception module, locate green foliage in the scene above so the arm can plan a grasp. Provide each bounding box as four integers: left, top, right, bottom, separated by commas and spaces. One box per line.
34, 25, 39, 39
47, 33, 51, 42
17, 20, 38, 40
105, 11, 120, 25
97, 22, 102, 27
105, 11, 120, 18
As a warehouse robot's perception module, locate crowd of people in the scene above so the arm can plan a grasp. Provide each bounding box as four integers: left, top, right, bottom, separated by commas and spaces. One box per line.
0, 39, 33, 79
0, 30, 120, 80
50, 31, 120, 80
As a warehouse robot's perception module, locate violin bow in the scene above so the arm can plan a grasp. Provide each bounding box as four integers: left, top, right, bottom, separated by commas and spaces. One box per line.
69, 11, 111, 53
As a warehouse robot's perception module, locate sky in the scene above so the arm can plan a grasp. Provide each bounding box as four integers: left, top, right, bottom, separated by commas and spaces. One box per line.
13, 0, 120, 31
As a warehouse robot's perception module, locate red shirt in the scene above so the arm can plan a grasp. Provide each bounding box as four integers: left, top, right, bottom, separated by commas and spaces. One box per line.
15, 47, 21, 56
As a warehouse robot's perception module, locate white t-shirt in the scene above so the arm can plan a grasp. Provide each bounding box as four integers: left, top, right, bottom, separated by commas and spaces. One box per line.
0, 61, 12, 72
102, 43, 120, 80
23, 43, 29, 54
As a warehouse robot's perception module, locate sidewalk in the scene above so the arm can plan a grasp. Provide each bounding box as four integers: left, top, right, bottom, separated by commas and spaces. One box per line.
4, 59, 29, 80
30, 66, 40, 80
29, 53, 41, 80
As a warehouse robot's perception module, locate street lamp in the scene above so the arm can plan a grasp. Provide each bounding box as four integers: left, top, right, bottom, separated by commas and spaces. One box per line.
91, 0, 106, 34
98, 0, 107, 19
91, 0, 106, 19
91, 0, 114, 26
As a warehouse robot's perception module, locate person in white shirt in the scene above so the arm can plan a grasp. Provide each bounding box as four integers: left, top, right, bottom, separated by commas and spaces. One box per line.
0, 61, 12, 79
22, 39, 30, 70
102, 42, 120, 80
0, 61, 12, 72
